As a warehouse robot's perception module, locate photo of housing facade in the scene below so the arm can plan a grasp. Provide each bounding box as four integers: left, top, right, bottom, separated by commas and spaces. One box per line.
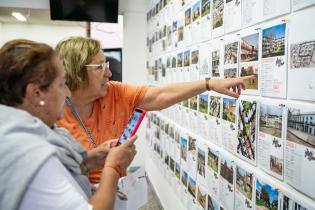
192, 1, 201, 22
290, 40, 315, 69
208, 148, 219, 173
185, 8, 191, 26
191, 50, 199, 64
287, 108, 315, 149
177, 52, 183, 67
209, 96, 221, 118
223, 98, 236, 123
224, 41, 238, 64
240, 64, 258, 89
181, 170, 188, 186
213, 0, 224, 29
184, 50, 190, 66
256, 179, 279, 210
220, 158, 234, 185
237, 100, 257, 161
180, 137, 188, 161
188, 176, 197, 198
241, 33, 259, 62
197, 186, 206, 209
199, 94, 209, 114
270, 155, 282, 176
197, 148, 206, 177
208, 194, 220, 210
212, 50, 221, 77
190, 95, 198, 110
236, 166, 253, 201
201, 0, 210, 17
262, 23, 286, 58
224, 68, 237, 78
259, 104, 283, 138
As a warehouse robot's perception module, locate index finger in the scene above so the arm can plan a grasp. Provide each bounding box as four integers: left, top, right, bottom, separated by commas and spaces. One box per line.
241, 75, 255, 80
123, 135, 137, 146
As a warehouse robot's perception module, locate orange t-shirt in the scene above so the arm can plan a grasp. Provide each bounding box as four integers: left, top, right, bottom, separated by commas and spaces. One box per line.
57, 81, 148, 183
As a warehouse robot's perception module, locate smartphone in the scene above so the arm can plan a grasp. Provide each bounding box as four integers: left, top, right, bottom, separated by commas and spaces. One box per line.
117, 108, 146, 145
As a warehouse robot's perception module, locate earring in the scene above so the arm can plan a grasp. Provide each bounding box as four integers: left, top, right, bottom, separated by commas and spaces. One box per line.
39, 100, 45, 106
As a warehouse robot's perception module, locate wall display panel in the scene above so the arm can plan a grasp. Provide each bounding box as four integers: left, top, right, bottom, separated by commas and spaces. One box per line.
257, 99, 286, 180
200, 0, 212, 42
219, 153, 235, 210
236, 97, 258, 165
224, 0, 242, 34
239, 27, 260, 95
191, 0, 202, 45
146, 2, 315, 210
235, 164, 254, 210
292, 0, 315, 11
260, 21, 288, 98
288, 6, 315, 102
284, 101, 315, 199
212, 0, 225, 38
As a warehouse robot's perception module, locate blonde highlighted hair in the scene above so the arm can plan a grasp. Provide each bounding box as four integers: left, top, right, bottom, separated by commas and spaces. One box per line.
55, 36, 101, 91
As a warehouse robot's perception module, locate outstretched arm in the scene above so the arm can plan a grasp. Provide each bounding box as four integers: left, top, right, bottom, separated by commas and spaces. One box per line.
138, 76, 254, 111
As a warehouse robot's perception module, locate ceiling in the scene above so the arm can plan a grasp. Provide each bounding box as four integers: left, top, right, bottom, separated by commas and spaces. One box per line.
0, 7, 85, 26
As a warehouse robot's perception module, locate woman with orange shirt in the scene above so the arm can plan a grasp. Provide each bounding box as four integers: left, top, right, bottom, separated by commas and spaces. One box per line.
55, 36, 253, 183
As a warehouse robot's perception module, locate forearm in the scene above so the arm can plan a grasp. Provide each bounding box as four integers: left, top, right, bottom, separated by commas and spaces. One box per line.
89, 167, 119, 210
139, 80, 207, 111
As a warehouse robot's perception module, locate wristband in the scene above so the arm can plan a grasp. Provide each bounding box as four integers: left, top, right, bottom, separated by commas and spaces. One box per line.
105, 165, 123, 177
205, 77, 211, 91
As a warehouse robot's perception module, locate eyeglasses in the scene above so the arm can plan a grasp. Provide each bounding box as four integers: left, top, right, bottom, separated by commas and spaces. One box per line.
84, 61, 109, 72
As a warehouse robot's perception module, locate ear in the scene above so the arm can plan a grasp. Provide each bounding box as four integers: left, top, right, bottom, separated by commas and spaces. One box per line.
25, 83, 44, 106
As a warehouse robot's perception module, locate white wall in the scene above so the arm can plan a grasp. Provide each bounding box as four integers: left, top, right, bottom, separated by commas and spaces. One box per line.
0, 22, 86, 47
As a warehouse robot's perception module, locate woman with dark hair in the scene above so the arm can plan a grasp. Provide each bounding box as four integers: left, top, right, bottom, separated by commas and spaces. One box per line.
0, 39, 136, 210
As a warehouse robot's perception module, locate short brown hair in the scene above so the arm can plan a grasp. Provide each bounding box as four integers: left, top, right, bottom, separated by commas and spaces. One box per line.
55, 36, 101, 91
0, 39, 57, 106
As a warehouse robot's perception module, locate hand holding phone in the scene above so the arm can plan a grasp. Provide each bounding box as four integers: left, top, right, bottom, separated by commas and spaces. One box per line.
117, 108, 146, 145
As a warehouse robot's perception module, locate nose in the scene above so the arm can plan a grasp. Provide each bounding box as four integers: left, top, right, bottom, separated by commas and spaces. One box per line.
104, 68, 112, 78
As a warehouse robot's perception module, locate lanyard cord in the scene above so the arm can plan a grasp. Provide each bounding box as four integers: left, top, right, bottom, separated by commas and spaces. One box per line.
65, 96, 97, 148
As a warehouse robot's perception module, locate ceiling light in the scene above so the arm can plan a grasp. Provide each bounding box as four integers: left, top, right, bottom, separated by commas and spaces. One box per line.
11, 12, 27, 22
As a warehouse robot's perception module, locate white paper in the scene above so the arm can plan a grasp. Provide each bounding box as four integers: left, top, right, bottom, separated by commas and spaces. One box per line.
224, 0, 242, 33
288, 7, 315, 102
191, 0, 202, 45
212, 0, 225, 38
206, 146, 221, 200
284, 102, 315, 199
184, 6, 193, 46
199, 41, 211, 79
191, 45, 200, 81
234, 165, 254, 210
200, 0, 212, 42
292, 0, 315, 11
257, 100, 285, 180
198, 94, 210, 139
242, 0, 263, 28
261, 22, 287, 98
224, 37, 239, 79
221, 97, 237, 153
187, 135, 198, 177
219, 154, 235, 210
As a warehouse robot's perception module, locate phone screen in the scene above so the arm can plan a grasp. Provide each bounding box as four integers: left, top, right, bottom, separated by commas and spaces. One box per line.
118, 109, 145, 144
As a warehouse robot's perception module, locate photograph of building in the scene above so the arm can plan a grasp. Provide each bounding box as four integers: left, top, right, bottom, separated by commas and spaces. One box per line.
181, 137, 188, 161
185, 8, 191, 26
259, 104, 283, 138
287, 108, 315, 149
209, 96, 221, 118
236, 166, 253, 201
190, 95, 198, 110
191, 49, 199, 64
184, 50, 190, 66
256, 179, 279, 210
197, 186, 207, 209
197, 148, 206, 177
208, 148, 219, 173
212, 49, 221, 77
199, 94, 209, 114
224, 41, 238, 64
192, 1, 201, 22
290, 40, 315, 69
212, 0, 224, 29
188, 176, 197, 198
181, 170, 188, 186
270, 155, 283, 176
220, 157, 234, 185
240, 64, 258, 89
224, 68, 237, 78
262, 23, 286, 58
201, 0, 210, 17
237, 100, 257, 161
241, 33, 259, 62
223, 98, 236, 123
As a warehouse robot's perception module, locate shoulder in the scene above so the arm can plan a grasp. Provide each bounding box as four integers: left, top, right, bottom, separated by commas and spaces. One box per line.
19, 156, 92, 210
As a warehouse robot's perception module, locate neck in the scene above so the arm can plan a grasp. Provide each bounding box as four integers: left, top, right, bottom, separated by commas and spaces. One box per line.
70, 90, 97, 119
